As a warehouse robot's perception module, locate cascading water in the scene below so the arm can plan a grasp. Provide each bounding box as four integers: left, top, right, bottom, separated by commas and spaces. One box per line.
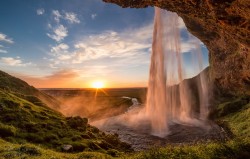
146, 8, 209, 137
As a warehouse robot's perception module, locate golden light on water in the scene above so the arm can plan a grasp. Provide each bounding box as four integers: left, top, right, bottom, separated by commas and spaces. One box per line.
92, 81, 105, 89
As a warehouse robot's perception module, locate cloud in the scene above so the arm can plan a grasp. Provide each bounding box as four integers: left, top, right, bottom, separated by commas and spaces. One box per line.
180, 34, 204, 53
52, 10, 62, 23
0, 33, 14, 44
51, 43, 69, 54
0, 45, 7, 53
49, 43, 72, 61
47, 10, 80, 42
47, 24, 68, 42
65, 12, 80, 24
52, 10, 80, 24
0, 49, 7, 53
71, 24, 153, 63
46, 69, 79, 79
37, 8, 45, 15
45, 22, 153, 68
0, 57, 31, 66
17, 69, 83, 88
91, 14, 97, 20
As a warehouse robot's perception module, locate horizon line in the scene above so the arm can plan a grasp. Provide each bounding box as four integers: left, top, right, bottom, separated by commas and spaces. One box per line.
38, 87, 148, 90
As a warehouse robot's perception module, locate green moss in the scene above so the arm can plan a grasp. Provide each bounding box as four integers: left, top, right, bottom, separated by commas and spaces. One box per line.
127, 140, 250, 159
222, 103, 250, 140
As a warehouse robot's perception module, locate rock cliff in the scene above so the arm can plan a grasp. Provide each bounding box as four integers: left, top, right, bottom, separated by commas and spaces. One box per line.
103, 0, 250, 96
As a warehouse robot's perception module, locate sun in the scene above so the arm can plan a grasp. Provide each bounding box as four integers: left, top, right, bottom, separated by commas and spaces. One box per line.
92, 81, 105, 89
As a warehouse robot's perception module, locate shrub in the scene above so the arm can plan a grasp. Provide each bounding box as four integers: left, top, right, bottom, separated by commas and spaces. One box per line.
88, 142, 101, 151
2, 99, 19, 108
24, 123, 40, 133
71, 142, 88, 152
44, 133, 59, 142
66, 116, 88, 131
23, 104, 31, 109
0, 122, 16, 137
107, 149, 120, 157
98, 141, 112, 150
24, 95, 43, 106
71, 135, 82, 141
81, 133, 91, 139
25, 133, 44, 143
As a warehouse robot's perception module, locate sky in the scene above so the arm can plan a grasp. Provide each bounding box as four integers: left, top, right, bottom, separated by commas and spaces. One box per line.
0, 0, 209, 88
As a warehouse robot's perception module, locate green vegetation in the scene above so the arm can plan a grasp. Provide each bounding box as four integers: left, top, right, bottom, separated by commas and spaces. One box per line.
0, 70, 61, 110
218, 97, 250, 141
0, 122, 17, 137
0, 139, 112, 159
0, 90, 131, 155
0, 70, 131, 158
0, 70, 249, 158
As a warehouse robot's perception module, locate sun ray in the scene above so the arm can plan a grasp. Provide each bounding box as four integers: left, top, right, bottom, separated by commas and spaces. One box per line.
99, 88, 109, 96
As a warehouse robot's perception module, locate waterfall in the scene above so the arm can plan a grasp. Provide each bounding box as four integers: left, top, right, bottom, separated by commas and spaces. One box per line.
146, 7, 209, 137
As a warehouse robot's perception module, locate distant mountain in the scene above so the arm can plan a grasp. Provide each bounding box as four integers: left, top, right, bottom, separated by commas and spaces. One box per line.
0, 70, 131, 155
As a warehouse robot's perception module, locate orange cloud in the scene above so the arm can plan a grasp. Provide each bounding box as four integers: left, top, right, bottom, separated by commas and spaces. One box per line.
17, 69, 85, 88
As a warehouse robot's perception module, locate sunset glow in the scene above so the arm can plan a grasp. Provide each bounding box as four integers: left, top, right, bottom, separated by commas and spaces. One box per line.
0, 0, 208, 88
92, 81, 105, 89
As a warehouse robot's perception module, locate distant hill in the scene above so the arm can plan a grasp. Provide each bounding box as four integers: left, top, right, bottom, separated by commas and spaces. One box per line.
0, 70, 132, 156
0, 70, 61, 110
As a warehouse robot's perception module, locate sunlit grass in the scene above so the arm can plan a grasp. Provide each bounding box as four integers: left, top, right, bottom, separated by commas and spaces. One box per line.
0, 139, 112, 159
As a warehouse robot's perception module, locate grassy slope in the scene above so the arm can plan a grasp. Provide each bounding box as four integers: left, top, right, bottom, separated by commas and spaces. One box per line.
0, 70, 131, 158
0, 90, 130, 158
127, 96, 250, 159
0, 70, 61, 110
